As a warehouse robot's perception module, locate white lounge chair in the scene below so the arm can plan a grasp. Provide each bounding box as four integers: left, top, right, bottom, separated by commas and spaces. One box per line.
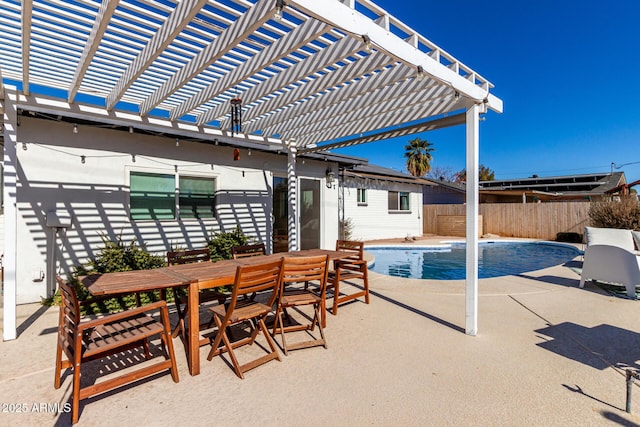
579, 227, 640, 298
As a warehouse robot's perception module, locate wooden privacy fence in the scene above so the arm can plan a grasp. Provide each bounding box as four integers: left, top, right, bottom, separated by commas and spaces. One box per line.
423, 202, 590, 240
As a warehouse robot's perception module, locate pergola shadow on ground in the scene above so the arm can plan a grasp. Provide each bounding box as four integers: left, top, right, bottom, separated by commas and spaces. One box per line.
2, 259, 640, 425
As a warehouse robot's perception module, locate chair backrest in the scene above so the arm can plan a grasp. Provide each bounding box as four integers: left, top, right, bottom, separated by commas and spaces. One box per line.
167, 248, 210, 266
281, 255, 329, 294
335, 240, 364, 261
231, 243, 266, 259
56, 276, 81, 361
228, 259, 283, 309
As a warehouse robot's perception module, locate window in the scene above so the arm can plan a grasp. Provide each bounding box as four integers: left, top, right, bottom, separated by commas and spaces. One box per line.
179, 176, 215, 219
130, 172, 175, 220
357, 188, 367, 205
388, 191, 410, 212
130, 172, 216, 220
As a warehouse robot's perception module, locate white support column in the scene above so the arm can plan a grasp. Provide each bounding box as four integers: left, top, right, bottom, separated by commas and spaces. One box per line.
465, 103, 480, 336
3, 91, 18, 341
287, 144, 298, 251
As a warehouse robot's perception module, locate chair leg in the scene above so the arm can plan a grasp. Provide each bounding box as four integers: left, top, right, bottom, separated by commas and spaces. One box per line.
222, 327, 244, 379
276, 310, 288, 356
171, 296, 188, 340
258, 317, 281, 362
159, 304, 180, 383
363, 270, 370, 304
54, 341, 63, 389
207, 315, 245, 378
331, 279, 340, 316
314, 305, 327, 349
142, 339, 151, 359
71, 339, 82, 424
206, 315, 227, 361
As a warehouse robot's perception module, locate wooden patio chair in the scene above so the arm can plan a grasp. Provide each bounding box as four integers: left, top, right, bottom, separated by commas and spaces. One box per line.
232, 243, 266, 301
168, 248, 226, 344
54, 276, 179, 424
231, 243, 266, 259
273, 255, 329, 355
326, 240, 370, 324
206, 259, 283, 379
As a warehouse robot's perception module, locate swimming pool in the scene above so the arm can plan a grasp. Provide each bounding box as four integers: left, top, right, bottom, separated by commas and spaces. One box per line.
366, 241, 582, 280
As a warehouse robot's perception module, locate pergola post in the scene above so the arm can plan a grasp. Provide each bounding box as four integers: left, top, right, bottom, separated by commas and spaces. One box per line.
465, 103, 480, 336
2, 90, 18, 341
287, 144, 298, 251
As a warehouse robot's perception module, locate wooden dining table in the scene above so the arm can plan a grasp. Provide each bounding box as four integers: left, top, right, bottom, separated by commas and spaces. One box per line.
81, 248, 347, 376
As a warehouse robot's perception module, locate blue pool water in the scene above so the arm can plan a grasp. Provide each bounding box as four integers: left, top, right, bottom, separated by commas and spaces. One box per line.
367, 242, 582, 280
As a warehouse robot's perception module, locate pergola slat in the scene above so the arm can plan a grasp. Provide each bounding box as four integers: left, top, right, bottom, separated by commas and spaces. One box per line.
140, 0, 275, 116
0, 0, 501, 149
260, 63, 415, 137
69, 0, 119, 103
241, 52, 393, 133
106, 0, 208, 110
21, 0, 32, 95
269, 76, 440, 140
199, 34, 363, 126
170, 18, 329, 121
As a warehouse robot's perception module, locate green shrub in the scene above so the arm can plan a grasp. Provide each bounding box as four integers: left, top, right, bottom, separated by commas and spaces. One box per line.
207, 227, 251, 261
81, 233, 165, 273
588, 196, 640, 230
45, 233, 168, 314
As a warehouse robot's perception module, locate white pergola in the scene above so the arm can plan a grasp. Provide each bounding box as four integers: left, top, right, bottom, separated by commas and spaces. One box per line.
1, 0, 502, 340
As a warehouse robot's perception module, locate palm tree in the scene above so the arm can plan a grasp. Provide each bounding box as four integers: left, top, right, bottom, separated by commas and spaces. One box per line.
404, 137, 434, 177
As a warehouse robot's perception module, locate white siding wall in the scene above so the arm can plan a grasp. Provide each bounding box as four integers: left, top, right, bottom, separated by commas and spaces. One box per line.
12, 117, 338, 303
0, 214, 4, 256
343, 176, 423, 241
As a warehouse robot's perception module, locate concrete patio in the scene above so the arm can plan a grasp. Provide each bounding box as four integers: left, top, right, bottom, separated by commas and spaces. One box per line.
2, 241, 640, 426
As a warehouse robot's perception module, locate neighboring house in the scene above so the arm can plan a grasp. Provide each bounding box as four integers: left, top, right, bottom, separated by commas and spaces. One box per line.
341, 164, 424, 241
423, 178, 466, 204
422, 172, 627, 204
479, 172, 626, 203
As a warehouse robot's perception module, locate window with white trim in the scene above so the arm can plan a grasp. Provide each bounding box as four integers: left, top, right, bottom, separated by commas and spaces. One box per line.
129, 172, 216, 220
357, 188, 367, 205
388, 191, 410, 212
179, 176, 216, 219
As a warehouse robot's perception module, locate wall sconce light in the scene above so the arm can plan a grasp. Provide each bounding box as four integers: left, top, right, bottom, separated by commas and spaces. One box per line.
175, 138, 180, 147
80, 155, 86, 164
416, 66, 425, 82
73, 123, 78, 134
129, 126, 134, 134
326, 168, 335, 189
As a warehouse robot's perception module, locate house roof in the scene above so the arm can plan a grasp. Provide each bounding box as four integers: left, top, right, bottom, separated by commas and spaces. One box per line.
478, 172, 626, 197
421, 172, 627, 200
343, 163, 427, 185
0, 0, 501, 154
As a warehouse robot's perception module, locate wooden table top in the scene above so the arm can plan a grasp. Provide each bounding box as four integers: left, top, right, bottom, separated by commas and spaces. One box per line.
81, 268, 190, 296
81, 249, 347, 295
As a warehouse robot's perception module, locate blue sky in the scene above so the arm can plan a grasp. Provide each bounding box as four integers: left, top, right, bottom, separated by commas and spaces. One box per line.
335, 0, 640, 183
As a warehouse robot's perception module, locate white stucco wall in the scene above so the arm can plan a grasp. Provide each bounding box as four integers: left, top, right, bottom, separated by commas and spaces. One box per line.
342, 176, 423, 241
9, 117, 338, 303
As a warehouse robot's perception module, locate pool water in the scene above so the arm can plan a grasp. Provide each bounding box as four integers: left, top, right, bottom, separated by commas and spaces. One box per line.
367, 242, 582, 280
